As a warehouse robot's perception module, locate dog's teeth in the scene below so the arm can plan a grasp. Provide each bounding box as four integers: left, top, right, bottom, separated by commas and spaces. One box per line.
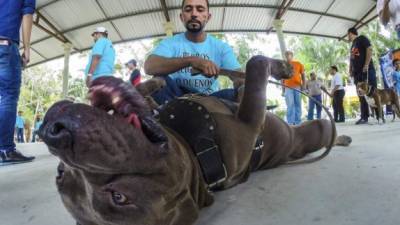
107, 110, 115, 115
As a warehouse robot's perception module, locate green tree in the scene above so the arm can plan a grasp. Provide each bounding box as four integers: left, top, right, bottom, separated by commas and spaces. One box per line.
18, 65, 62, 125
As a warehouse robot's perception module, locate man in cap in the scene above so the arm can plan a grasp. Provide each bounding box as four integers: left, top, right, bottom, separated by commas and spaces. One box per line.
85, 27, 116, 87
126, 59, 141, 86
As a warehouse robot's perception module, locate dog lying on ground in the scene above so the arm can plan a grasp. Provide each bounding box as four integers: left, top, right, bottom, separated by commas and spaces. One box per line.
357, 81, 400, 123
39, 56, 351, 225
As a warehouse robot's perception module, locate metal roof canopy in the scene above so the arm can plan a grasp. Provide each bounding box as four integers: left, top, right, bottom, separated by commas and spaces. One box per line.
29, 0, 378, 68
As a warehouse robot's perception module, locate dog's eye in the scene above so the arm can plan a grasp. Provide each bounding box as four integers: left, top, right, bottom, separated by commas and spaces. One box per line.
111, 191, 129, 205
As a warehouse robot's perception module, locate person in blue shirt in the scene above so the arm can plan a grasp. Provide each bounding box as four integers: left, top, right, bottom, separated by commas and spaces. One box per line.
0, 0, 36, 165
144, 0, 242, 104
85, 26, 116, 87
31, 115, 43, 143
15, 111, 25, 143
393, 59, 400, 96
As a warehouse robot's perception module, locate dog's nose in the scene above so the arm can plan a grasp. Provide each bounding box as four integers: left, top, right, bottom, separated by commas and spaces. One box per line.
41, 121, 73, 152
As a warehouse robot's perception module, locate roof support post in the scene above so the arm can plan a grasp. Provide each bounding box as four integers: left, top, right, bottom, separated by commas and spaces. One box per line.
273, 19, 287, 59
62, 43, 72, 99
163, 21, 175, 36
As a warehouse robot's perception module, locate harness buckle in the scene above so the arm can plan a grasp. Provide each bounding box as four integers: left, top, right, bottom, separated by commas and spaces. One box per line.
196, 143, 227, 190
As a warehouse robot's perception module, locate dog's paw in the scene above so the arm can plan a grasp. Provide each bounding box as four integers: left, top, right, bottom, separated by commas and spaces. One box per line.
335, 135, 352, 147
136, 77, 166, 96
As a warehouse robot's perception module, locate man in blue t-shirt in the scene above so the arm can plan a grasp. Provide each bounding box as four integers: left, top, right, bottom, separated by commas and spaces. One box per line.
85, 27, 116, 87
31, 115, 43, 143
144, 0, 242, 104
15, 111, 25, 143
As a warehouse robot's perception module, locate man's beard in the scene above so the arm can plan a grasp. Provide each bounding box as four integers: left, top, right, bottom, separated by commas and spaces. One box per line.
185, 20, 204, 33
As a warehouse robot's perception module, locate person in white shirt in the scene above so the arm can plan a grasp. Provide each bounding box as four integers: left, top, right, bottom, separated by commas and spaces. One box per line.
329, 66, 345, 122
377, 0, 400, 39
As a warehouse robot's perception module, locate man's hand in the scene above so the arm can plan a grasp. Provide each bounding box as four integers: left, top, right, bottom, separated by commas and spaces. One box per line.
190, 57, 220, 77
21, 48, 30, 68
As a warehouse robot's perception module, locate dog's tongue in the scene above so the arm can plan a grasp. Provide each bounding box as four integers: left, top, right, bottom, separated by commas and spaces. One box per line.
127, 113, 142, 130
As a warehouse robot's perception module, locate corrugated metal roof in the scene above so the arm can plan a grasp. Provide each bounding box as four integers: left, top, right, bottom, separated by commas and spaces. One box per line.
28, 0, 378, 67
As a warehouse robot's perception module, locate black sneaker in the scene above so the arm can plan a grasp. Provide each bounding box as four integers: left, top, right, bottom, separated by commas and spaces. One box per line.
0, 150, 35, 166
355, 119, 368, 125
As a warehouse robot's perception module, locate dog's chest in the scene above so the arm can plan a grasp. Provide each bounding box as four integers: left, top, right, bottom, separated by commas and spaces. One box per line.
364, 96, 377, 107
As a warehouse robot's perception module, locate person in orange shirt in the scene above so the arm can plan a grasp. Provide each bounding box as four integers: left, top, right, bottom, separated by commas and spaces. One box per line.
283, 51, 306, 125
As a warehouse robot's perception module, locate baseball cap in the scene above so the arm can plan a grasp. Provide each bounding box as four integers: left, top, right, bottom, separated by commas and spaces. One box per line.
125, 59, 137, 66
92, 27, 108, 36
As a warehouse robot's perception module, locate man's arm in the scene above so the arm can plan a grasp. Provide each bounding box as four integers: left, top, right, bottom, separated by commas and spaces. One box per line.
379, 0, 391, 26
21, 14, 33, 67
86, 55, 101, 86
144, 55, 219, 77
331, 85, 340, 97
301, 72, 306, 90
363, 46, 373, 73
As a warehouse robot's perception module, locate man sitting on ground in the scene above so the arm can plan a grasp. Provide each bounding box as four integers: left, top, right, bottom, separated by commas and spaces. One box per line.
144, 0, 242, 105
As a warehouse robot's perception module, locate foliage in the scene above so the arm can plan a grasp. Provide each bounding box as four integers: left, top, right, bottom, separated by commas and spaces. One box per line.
18, 66, 62, 125
287, 36, 348, 79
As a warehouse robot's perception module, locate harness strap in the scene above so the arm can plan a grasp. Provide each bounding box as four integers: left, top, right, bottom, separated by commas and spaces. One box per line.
366, 85, 375, 97
250, 137, 264, 171
158, 97, 227, 190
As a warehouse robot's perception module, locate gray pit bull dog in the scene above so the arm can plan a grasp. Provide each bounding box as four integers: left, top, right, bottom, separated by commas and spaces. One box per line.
39, 56, 350, 225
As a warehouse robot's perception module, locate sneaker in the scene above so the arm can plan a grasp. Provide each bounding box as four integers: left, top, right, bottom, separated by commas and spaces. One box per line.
355, 119, 368, 125
0, 150, 35, 166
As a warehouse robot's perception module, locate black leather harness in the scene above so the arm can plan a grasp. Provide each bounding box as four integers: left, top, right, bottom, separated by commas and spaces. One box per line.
158, 97, 265, 190
159, 97, 227, 190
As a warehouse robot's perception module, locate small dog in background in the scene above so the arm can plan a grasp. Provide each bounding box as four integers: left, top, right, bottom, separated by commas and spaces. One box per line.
357, 81, 400, 123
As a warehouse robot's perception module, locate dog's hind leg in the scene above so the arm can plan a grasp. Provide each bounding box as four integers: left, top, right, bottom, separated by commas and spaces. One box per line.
237, 56, 291, 129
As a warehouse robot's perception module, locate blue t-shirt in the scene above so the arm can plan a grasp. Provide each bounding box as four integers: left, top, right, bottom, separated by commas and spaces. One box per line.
34, 120, 43, 131
393, 71, 400, 90
152, 33, 240, 94
15, 116, 25, 129
85, 37, 116, 80
0, 0, 36, 43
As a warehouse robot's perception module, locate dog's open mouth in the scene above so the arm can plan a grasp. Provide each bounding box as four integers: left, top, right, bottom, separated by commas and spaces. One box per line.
89, 77, 168, 145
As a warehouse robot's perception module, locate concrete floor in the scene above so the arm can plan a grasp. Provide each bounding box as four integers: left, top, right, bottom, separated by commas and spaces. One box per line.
1, 121, 400, 225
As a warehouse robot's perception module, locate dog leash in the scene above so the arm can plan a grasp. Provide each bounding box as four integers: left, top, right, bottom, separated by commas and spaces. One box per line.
192, 68, 335, 165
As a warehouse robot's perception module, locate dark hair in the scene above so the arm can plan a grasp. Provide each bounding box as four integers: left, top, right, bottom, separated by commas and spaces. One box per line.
285, 50, 293, 56
126, 59, 137, 66
330, 65, 338, 72
347, 27, 358, 36
393, 58, 400, 66
181, 0, 209, 10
